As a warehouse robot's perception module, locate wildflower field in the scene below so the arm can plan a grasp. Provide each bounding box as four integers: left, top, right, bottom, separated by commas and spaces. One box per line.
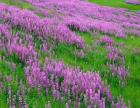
0, 0, 140, 108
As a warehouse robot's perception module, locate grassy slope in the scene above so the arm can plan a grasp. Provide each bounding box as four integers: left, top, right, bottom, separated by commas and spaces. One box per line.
0, 0, 33, 9
87, 1, 140, 107
89, 0, 140, 11
0, 56, 65, 108
0, 0, 140, 108
52, 34, 140, 108
111, 36, 140, 108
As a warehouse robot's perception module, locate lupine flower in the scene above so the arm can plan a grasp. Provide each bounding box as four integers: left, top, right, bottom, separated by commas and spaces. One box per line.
47, 101, 51, 108
25, 0, 140, 38
100, 35, 113, 45
66, 103, 69, 108
18, 95, 23, 108
0, 2, 131, 108
107, 50, 119, 60
0, 6, 84, 48
23, 97, 28, 108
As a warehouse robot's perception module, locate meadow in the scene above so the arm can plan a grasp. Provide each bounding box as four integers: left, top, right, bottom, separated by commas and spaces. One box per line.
0, 0, 140, 108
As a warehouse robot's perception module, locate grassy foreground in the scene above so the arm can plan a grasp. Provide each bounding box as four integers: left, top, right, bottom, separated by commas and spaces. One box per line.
0, 0, 140, 108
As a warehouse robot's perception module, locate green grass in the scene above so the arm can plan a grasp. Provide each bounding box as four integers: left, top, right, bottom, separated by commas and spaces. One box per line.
89, 0, 140, 11
0, 0, 140, 108
110, 36, 140, 108
0, 0, 33, 9
52, 33, 140, 108
0, 58, 66, 108
53, 43, 108, 72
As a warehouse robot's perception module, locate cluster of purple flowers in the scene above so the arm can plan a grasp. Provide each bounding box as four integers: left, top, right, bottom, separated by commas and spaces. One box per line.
25, 0, 140, 37
0, 69, 28, 108
64, 16, 125, 38
1, 0, 136, 107
107, 47, 119, 61
0, 3, 84, 48
98, 35, 128, 80
109, 64, 128, 80
0, 23, 128, 107
100, 35, 113, 46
